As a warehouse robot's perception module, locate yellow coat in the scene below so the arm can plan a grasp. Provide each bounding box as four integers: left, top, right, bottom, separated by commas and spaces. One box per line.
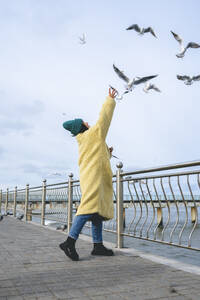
76, 96, 116, 220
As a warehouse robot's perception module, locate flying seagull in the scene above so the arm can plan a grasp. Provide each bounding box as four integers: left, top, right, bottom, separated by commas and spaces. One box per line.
113, 64, 158, 95
171, 31, 200, 58
79, 33, 86, 45
143, 82, 161, 93
126, 24, 157, 38
177, 74, 200, 85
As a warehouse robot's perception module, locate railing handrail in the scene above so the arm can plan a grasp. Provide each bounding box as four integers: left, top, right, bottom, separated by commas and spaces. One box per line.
121, 160, 200, 177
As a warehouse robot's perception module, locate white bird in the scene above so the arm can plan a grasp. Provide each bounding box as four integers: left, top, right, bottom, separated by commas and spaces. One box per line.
79, 33, 86, 45
126, 24, 157, 38
113, 64, 158, 97
171, 31, 200, 58
56, 224, 67, 231
177, 74, 200, 85
16, 213, 24, 220
143, 82, 161, 93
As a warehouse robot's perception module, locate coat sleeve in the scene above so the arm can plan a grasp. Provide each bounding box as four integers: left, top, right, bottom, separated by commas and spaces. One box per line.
95, 96, 116, 140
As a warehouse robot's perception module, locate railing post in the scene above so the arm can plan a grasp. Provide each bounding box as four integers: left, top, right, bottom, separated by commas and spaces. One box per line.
13, 186, 17, 217
67, 173, 73, 233
5, 188, 9, 213
41, 180, 46, 225
116, 162, 124, 248
0, 189, 2, 213
25, 184, 29, 221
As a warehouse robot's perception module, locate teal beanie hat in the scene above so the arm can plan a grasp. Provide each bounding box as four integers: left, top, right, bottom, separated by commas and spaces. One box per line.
63, 118, 83, 136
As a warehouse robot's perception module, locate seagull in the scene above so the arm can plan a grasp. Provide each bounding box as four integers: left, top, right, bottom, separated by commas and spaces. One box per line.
126, 24, 157, 38
48, 172, 63, 176
113, 64, 158, 96
177, 74, 200, 85
171, 31, 200, 58
79, 33, 86, 45
56, 224, 67, 231
0, 215, 3, 221
143, 82, 161, 93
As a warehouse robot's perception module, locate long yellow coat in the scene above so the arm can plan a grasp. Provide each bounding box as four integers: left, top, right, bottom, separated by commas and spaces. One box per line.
76, 96, 116, 220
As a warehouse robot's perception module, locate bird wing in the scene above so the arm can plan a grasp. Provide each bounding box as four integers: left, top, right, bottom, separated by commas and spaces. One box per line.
126, 24, 141, 32
113, 64, 129, 83
152, 85, 161, 92
192, 75, 200, 81
134, 75, 158, 85
144, 27, 157, 38
186, 42, 200, 49
177, 75, 190, 81
171, 31, 183, 45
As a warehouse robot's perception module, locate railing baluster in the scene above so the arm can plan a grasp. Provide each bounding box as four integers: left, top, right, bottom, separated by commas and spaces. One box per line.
13, 186, 17, 217
127, 179, 137, 234
177, 176, 188, 246
146, 179, 155, 239
41, 180, 46, 226
116, 162, 124, 248
187, 175, 198, 247
67, 173, 73, 233
160, 178, 170, 241
0, 189, 2, 213
169, 177, 179, 244
153, 178, 163, 239
139, 180, 148, 238
25, 184, 29, 221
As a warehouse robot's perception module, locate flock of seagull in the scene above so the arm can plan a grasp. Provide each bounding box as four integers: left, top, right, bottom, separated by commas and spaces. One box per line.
0, 211, 24, 222
79, 23, 200, 99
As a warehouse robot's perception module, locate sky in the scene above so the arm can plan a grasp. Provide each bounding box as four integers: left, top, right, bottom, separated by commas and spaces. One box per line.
1, 0, 200, 190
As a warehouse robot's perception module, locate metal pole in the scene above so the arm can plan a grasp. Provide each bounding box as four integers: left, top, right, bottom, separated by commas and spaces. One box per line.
116, 162, 124, 248
5, 188, 9, 213
67, 173, 73, 233
25, 184, 29, 221
41, 179, 46, 226
0, 189, 2, 213
13, 186, 17, 217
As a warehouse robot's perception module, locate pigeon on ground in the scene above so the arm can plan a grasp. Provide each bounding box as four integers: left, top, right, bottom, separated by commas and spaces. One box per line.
0, 215, 3, 221
126, 24, 157, 38
171, 31, 200, 58
143, 82, 161, 93
7, 211, 13, 215
79, 33, 86, 45
113, 64, 158, 97
16, 213, 24, 220
56, 224, 67, 231
177, 74, 200, 85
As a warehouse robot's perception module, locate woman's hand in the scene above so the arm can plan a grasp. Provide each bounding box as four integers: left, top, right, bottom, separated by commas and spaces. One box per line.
109, 87, 118, 99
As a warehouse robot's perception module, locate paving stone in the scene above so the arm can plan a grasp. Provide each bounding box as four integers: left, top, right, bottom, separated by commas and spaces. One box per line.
0, 217, 200, 300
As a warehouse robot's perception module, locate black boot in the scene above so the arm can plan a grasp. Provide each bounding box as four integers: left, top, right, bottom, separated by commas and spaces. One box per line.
91, 243, 114, 256
59, 236, 79, 261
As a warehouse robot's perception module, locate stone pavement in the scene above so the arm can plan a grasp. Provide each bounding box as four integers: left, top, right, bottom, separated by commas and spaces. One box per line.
0, 217, 200, 300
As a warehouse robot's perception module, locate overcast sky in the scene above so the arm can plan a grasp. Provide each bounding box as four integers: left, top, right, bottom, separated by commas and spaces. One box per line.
1, 0, 200, 190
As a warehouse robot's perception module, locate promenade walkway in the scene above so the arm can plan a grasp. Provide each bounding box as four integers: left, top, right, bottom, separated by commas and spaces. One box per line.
0, 218, 200, 300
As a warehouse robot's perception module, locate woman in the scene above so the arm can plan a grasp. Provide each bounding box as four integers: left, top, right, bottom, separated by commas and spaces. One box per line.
59, 87, 117, 261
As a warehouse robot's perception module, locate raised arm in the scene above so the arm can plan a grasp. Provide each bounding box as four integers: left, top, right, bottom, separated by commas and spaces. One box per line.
95, 88, 117, 140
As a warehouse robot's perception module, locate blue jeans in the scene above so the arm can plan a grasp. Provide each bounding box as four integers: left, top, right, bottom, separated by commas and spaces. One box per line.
69, 214, 103, 243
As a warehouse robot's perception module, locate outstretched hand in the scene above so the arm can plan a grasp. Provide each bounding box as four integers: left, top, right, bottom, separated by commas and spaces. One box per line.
109, 87, 118, 99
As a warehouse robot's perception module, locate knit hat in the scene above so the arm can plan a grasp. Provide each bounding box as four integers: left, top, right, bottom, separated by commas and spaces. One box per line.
63, 118, 83, 136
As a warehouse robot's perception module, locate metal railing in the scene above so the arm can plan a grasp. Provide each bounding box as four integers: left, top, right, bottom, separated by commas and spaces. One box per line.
1, 160, 200, 251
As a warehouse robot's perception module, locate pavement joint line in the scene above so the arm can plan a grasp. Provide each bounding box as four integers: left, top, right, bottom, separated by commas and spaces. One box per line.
16, 218, 200, 277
